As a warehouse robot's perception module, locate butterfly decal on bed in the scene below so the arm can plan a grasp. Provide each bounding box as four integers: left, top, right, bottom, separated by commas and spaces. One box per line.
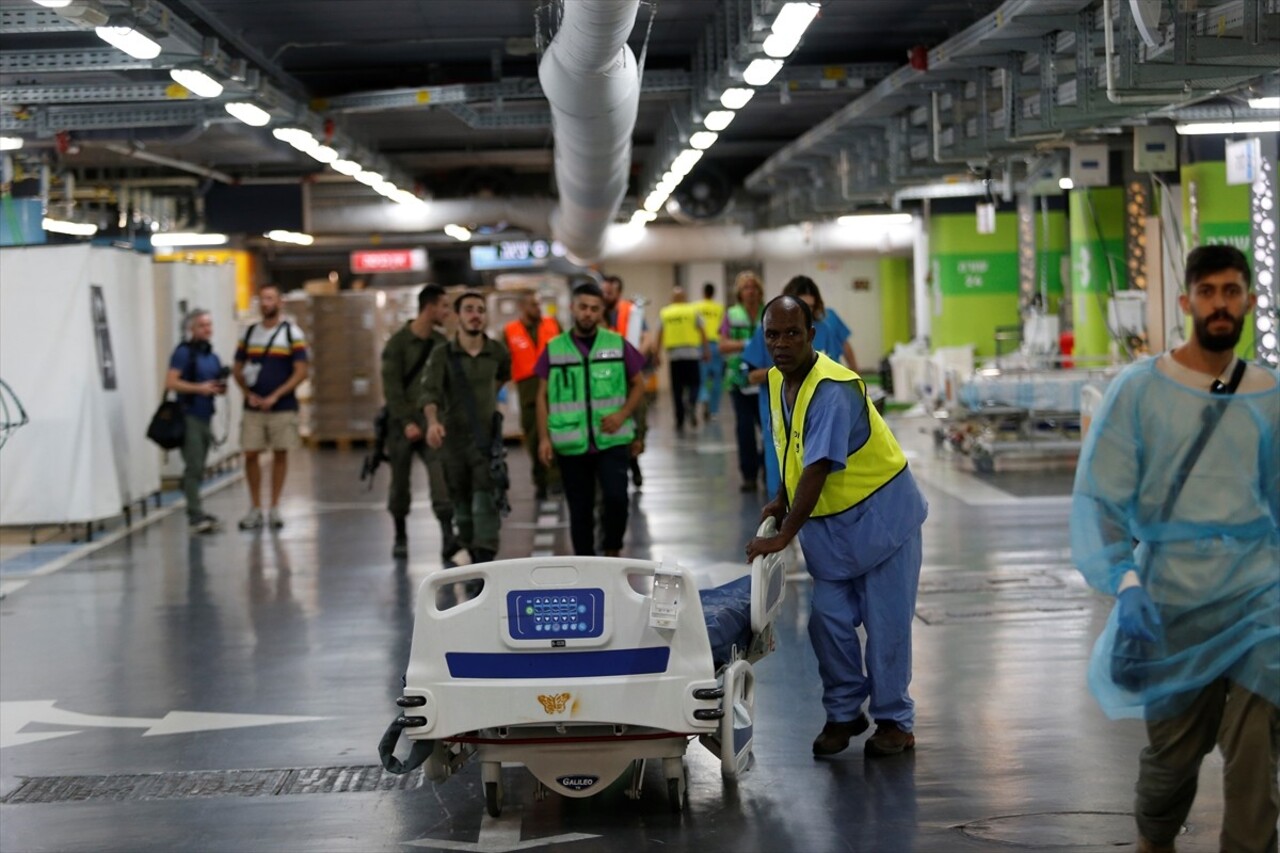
537, 693, 571, 715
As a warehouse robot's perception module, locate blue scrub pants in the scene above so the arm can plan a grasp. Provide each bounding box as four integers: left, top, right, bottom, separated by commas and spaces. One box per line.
698, 343, 724, 416
807, 530, 922, 728
757, 391, 781, 497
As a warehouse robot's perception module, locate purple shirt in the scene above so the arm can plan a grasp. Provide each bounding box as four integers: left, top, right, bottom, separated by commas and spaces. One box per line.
533, 331, 646, 380
534, 330, 645, 453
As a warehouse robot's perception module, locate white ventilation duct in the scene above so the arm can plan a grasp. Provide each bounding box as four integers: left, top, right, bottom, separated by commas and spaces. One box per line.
539, 0, 642, 262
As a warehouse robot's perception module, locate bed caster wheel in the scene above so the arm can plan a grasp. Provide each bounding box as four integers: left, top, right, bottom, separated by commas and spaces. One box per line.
666, 775, 686, 813
484, 781, 503, 817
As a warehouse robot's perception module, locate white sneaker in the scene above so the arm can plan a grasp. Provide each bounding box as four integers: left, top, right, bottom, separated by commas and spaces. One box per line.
267, 507, 284, 529
238, 508, 264, 530
190, 516, 217, 534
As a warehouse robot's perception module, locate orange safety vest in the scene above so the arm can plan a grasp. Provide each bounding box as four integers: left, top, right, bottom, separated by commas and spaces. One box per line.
610, 299, 634, 340
504, 316, 562, 382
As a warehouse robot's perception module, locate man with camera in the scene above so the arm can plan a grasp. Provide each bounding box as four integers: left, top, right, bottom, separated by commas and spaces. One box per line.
165, 308, 228, 534
423, 292, 512, 565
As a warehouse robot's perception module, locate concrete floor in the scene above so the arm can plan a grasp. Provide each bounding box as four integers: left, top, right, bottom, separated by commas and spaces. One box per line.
0, 404, 1231, 852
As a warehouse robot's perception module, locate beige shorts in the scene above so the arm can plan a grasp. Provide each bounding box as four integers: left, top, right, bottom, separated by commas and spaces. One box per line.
241, 410, 301, 452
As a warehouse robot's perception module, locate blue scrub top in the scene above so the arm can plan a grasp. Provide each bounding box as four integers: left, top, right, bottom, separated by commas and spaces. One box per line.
768, 377, 928, 580
742, 309, 853, 496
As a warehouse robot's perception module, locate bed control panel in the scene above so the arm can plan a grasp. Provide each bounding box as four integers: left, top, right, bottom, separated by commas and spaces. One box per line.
507, 588, 605, 641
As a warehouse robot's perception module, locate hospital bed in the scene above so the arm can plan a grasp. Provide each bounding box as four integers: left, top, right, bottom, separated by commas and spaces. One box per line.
377, 520, 787, 815
931, 367, 1114, 473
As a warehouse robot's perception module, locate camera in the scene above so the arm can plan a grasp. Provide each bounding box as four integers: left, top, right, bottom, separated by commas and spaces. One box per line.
217, 366, 232, 380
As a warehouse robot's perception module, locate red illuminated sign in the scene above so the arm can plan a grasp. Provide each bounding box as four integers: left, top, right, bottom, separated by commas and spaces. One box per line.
350, 248, 427, 274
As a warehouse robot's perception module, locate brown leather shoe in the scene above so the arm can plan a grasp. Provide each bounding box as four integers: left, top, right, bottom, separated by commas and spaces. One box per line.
864, 721, 915, 756
812, 713, 870, 756
1136, 837, 1176, 853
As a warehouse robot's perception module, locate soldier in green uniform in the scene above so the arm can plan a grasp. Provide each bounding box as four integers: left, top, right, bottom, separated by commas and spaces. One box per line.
381, 284, 459, 562
423, 291, 512, 565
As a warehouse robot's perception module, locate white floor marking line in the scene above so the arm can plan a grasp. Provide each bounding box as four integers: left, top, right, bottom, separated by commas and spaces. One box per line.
404, 807, 599, 852
909, 464, 1071, 507
0, 700, 325, 750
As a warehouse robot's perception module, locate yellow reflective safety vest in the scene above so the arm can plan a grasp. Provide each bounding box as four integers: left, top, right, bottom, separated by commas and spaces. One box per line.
545, 329, 635, 456
768, 352, 907, 517
695, 299, 725, 344
659, 302, 702, 350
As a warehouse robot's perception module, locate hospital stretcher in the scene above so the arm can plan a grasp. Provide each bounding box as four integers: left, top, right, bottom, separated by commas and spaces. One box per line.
931, 368, 1110, 472
377, 520, 786, 815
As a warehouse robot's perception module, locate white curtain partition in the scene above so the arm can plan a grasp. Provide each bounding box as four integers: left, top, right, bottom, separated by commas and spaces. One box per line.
0, 244, 161, 525
154, 260, 242, 479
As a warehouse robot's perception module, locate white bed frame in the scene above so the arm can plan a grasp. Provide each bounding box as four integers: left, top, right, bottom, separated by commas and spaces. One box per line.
379, 520, 786, 815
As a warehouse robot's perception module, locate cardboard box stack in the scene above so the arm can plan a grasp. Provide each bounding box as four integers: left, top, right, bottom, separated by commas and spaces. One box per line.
306, 292, 389, 442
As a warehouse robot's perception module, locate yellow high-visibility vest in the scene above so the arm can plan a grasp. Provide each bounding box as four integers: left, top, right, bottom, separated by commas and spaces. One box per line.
768, 353, 907, 517
659, 303, 702, 350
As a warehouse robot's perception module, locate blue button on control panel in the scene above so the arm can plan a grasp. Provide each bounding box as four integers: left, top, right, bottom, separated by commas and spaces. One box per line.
507, 588, 604, 640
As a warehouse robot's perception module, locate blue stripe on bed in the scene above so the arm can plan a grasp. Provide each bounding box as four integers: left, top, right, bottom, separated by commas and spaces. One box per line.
445, 647, 671, 679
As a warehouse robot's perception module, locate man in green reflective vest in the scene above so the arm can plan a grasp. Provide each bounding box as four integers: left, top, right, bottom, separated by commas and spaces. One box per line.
746, 295, 929, 759
536, 282, 646, 556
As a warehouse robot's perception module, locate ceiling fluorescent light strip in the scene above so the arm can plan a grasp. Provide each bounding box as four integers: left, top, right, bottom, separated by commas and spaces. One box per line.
836, 213, 913, 227
720, 88, 755, 110
169, 68, 223, 98
151, 232, 229, 247
703, 110, 736, 132
1175, 120, 1280, 136
743, 58, 784, 87
266, 229, 314, 246
225, 102, 271, 127
42, 217, 98, 236
94, 25, 162, 60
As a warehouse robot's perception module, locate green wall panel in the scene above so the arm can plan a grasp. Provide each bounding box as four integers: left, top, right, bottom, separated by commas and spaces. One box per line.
879, 257, 912, 350
1070, 188, 1126, 358
931, 293, 1022, 355
1179, 161, 1256, 358
928, 212, 1020, 356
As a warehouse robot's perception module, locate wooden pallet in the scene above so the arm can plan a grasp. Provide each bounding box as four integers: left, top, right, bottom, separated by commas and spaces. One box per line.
304, 435, 374, 451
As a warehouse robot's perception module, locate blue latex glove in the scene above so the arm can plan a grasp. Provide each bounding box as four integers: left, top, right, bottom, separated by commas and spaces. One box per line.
496, 385, 508, 404
1117, 587, 1161, 642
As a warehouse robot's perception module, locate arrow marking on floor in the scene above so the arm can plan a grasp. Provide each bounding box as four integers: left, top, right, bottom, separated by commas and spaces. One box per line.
404, 807, 598, 852
0, 700, 325, 749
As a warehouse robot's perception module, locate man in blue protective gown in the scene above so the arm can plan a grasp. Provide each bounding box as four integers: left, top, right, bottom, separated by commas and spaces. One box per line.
1071, 244, 1279, 853
746, 295, 928, 757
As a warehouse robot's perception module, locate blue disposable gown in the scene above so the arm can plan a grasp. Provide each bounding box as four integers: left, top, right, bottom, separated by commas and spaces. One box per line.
1070, 358, 1280, 720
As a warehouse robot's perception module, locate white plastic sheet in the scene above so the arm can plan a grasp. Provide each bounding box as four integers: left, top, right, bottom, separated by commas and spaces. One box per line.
0, 244, 161, 525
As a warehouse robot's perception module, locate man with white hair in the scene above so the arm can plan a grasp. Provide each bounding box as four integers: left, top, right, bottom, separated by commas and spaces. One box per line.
165, 308, 227, 534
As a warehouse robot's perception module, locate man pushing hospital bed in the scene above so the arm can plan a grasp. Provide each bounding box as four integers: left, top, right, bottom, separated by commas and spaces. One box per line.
378, 520, 786, 815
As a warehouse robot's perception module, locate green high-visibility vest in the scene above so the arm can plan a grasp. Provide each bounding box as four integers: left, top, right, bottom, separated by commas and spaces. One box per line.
545, 329, 635, 456
725, 303, 760, 391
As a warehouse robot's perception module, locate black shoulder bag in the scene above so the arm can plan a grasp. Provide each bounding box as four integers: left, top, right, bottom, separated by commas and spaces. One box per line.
147, 343, 198, 450
1111, 358, 1248, 691
447, 347, 511, 518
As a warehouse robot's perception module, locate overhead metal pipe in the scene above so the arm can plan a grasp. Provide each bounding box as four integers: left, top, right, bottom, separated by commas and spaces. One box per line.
539, 0, 642, 261
98, 142, 235, 184
1102, 0, 1187, 105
